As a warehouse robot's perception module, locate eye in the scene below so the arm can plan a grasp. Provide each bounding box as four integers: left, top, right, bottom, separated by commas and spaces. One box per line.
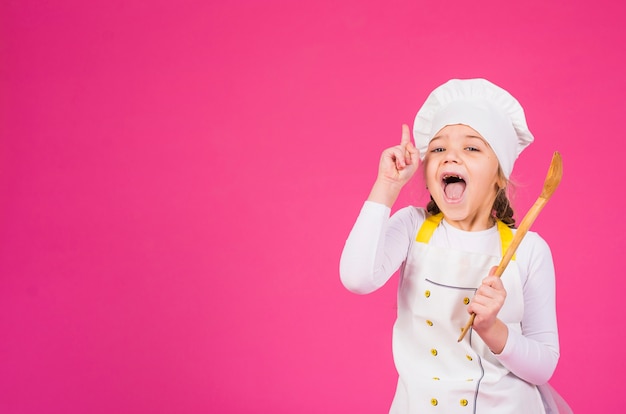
430, 147, 445, 153
465, 146, 479, 152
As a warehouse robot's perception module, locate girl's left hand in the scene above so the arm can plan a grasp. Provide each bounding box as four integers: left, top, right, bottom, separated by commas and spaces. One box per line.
467, 266, 507, 333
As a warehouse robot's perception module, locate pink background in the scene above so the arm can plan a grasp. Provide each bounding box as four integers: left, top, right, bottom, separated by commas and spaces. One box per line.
1, 1, 623, 412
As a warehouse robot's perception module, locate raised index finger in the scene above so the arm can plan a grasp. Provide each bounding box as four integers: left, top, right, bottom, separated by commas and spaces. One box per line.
400, 124, 411, 147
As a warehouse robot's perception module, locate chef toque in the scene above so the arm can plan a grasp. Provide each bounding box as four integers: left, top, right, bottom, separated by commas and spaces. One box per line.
413, 78, 534, 178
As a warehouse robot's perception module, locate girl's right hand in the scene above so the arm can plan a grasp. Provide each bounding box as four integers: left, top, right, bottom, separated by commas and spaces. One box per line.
367, 124, 420, 207
377, 124, 420, 186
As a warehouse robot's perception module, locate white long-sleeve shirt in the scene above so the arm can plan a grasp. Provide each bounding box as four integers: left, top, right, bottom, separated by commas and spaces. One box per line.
340, 201, 560, 385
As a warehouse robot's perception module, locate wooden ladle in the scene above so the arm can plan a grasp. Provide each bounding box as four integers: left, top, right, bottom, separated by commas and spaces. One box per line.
458, 151, 563, 342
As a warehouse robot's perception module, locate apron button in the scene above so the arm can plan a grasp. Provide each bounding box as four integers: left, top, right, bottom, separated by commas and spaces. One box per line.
425, 290, 431, 298
460, 399, 469, 406
431, 349, 438, 356
463, 297, 470, 305
426, 320, 433, 326
431, 398, 438, 406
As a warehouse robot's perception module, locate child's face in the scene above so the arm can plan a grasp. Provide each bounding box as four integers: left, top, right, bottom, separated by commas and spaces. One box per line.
424, 124, 504, 231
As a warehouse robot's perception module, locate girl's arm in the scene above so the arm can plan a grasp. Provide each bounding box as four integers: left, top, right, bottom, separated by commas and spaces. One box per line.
339, 204, 418, 294
340, 125, 420, 294
494, 233, 560, 384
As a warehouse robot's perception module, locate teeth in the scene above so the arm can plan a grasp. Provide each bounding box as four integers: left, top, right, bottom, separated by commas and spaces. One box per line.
443, 174, 464, 184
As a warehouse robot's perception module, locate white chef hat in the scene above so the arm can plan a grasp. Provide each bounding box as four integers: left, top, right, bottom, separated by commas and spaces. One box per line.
412, 78, 534, 178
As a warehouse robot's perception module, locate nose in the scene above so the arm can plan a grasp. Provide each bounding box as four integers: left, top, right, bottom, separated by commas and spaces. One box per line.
443, 147, 460, 163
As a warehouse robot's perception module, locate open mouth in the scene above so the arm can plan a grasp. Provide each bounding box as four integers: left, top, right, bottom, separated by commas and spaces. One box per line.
442, 174, 466, 201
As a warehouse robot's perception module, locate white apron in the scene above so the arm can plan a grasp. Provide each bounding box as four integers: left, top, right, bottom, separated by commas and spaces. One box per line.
389, 213, 545, 414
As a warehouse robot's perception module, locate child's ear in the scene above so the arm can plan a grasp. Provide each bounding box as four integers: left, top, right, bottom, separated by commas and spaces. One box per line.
496, 169, 508, 190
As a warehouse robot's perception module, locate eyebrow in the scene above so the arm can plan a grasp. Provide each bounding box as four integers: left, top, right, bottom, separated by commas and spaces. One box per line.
429, 134, 485, 143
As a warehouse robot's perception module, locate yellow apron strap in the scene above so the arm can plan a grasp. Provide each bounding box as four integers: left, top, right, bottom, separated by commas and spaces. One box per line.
416, 213, 444, 243
416, 213, 516, 260
497, 220, 516, 261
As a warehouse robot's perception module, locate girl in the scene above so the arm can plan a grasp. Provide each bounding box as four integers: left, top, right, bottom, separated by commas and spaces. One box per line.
340, 79, 568, 413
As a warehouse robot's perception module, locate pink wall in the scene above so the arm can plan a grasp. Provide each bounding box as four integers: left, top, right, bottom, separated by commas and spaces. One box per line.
1, 0, 623, 412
